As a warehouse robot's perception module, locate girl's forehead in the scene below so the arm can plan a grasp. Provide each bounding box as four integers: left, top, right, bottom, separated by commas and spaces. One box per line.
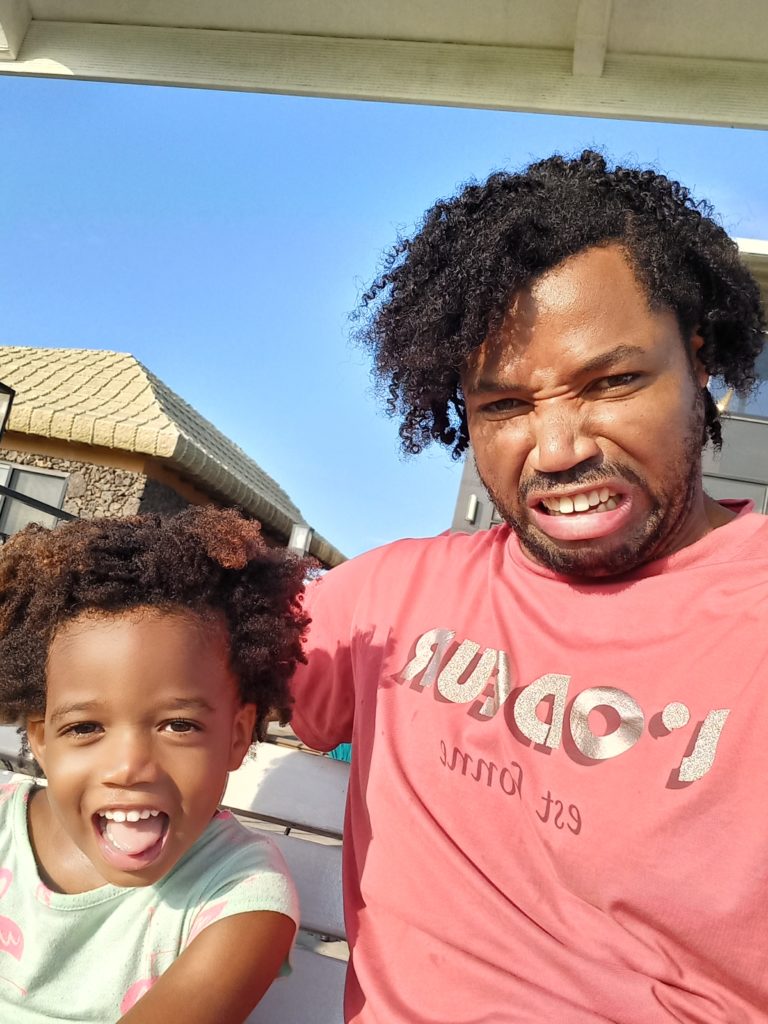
47, 609, 237, 703
53, 605, 228, 649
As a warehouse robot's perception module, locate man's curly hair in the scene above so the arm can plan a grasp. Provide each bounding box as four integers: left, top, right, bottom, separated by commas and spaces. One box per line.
0, 506, 308, 742
357, 149, 766, 455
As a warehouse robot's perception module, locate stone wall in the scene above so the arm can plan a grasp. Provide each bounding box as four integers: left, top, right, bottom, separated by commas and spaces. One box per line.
138, 477, 191, 516
0, 449, 146, 518
0, 450, 283, 546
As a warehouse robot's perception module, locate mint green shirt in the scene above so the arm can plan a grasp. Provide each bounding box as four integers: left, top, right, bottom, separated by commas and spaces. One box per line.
0, 778, 299, 1022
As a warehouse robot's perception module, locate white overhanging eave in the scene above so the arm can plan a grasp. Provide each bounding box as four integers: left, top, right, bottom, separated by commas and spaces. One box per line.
0, 0, 30, 60
1, 19, 768, 129
572, 0, 613, 77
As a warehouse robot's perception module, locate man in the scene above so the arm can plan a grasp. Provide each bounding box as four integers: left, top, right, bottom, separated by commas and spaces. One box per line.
290, 151, 768, 1022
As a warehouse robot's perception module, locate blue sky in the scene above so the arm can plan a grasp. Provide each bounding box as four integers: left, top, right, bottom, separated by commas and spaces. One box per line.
1, 75, 767, 557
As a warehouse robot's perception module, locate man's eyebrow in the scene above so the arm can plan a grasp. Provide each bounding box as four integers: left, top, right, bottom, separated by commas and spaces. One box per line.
577, 344, 648, 376
467, 344, 648, 394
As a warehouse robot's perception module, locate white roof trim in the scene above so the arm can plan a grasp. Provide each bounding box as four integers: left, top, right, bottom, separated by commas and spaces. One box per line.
1, 2, 768, 128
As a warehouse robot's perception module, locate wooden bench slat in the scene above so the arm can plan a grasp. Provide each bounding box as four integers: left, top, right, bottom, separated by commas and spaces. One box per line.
0, 726, 28, 771
224, 744, 349, 837
258, 830, 344, 940
246, 947, 345, 1024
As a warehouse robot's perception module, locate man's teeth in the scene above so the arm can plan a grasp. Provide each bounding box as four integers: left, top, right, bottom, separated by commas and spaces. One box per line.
542, 489, 619, 515
99, 809, 161, 823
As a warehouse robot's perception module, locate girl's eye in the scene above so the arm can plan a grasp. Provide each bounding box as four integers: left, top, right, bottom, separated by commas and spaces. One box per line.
63, 722, 101, 738
163, 719, 200, 734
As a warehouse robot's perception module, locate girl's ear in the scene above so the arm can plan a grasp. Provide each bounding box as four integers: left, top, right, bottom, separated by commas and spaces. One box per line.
26, 718, 47, 774
228, 702, 257, 771
689, 331, 709, 388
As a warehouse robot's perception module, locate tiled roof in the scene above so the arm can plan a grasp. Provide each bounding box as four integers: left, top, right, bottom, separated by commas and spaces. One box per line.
0, 346, 344, 567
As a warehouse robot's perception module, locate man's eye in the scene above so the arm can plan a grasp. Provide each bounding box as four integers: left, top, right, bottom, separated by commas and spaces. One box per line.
482, 397, 527, 414
163, 719, 200, 734
593, 373, 639, 391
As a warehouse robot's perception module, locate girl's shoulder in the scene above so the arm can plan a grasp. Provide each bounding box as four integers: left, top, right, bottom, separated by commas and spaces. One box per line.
0, 775, 35, 818
177, 809, 292, 885
0, 777, 45, 863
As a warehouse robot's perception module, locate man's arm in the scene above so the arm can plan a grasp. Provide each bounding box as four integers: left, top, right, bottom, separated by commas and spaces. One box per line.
289, 566, 360, 751
119, 910, 296, 1024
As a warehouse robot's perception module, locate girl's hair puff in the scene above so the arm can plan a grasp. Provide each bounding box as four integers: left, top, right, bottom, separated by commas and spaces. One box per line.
0, 506, 308, 741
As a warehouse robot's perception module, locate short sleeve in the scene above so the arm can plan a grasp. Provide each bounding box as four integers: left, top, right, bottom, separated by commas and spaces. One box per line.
289, 560, 363, 751
181, 817, 300, 952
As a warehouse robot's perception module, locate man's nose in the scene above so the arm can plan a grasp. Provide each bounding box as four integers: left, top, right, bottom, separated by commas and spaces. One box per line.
529, 404, 600, 475
100, 731, 159, 788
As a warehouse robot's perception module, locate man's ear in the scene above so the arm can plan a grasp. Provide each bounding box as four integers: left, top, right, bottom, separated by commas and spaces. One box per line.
228, 702, 257, 771
26, 718, 47, 774
689, 331, 709, 388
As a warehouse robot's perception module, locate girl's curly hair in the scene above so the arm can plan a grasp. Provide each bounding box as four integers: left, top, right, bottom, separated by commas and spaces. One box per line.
0, 506, 308, 742
357, 150, 766, 455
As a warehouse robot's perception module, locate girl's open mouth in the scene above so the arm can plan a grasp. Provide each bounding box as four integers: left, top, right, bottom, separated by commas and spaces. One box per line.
94, 808, 170, 872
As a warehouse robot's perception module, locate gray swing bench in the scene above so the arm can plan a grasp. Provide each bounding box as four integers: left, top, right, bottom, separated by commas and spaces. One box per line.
0, 726, 349, 1024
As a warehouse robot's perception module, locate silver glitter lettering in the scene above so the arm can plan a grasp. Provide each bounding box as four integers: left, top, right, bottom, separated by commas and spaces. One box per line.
400, 628, 456, 688
677, 709, 730, 783
513, 673, 570, 749
477, 650, 512, 718
570, 686, 644, 761
661, 701, 690, 731
438, 642, 497, 703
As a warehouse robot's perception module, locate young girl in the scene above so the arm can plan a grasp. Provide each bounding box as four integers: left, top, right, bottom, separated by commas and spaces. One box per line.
0, 506, 308, 1023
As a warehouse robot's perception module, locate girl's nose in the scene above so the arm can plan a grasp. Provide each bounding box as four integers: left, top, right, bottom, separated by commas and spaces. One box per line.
100, 731, 159, 788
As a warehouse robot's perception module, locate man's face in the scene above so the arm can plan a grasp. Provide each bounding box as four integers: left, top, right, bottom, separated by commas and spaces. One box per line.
462, 245, 710, 577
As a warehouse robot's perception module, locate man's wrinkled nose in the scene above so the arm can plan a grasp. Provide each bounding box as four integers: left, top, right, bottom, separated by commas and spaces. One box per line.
529, 403, 600, 475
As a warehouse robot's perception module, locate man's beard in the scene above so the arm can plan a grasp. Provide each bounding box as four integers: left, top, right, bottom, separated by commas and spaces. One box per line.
480, 393, 706, 579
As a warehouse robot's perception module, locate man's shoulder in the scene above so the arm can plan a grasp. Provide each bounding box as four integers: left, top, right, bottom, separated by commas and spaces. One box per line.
707, 507, 768, 563
321, 527, 510, 585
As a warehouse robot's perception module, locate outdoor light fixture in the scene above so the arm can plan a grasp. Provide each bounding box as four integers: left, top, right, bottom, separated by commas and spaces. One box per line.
465, 493, 479, 524
0, 381, 15, 443
288, 522, 314, 556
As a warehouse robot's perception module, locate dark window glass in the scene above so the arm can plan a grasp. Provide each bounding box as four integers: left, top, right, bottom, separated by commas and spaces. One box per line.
0, 466, 68, 539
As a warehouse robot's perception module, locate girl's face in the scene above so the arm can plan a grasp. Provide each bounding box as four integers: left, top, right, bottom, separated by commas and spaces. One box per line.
26, 608, 256, 892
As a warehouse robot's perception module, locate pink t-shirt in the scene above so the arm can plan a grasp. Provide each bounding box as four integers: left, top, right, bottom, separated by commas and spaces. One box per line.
291, 504, 768, 1023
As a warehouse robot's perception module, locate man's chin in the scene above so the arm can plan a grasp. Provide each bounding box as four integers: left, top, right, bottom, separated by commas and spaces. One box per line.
514, 522, 658, 579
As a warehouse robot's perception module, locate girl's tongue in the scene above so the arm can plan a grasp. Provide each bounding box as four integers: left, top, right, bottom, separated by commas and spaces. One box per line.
104, 815, 165, 856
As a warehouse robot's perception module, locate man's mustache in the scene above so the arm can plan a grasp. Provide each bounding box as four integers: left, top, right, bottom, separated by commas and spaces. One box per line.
519, 462, 646, 500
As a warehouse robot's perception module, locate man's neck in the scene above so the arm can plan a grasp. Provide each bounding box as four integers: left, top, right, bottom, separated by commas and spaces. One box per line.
704, 493, 739, 531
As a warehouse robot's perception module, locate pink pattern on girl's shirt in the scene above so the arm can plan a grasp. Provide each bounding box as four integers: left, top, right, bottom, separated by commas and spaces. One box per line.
0, 869, 24, 961
186, 901, 227, 947
0, 785, 17, 809
35, 883, 51, 907
120, 977, 157, 1013
120, 906, 161, 1013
